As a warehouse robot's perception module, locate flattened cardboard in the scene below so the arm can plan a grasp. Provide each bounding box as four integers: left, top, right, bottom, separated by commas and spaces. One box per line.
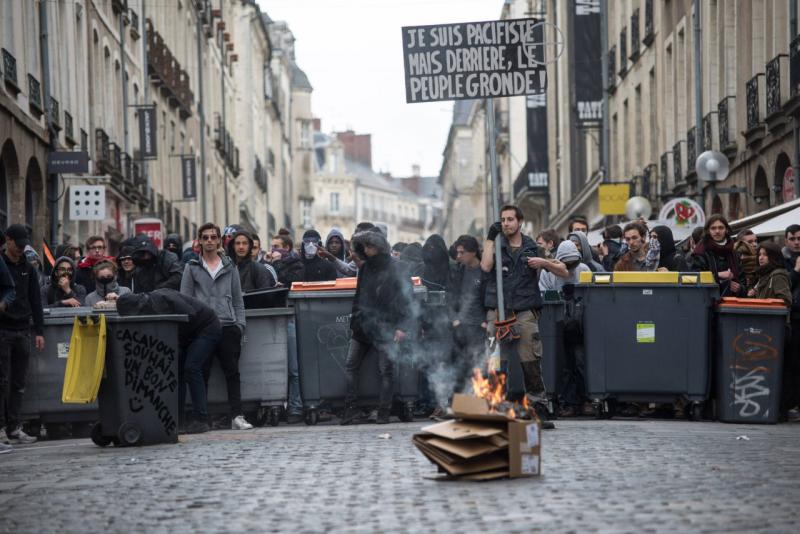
487, 434, 509, 448
421, 419, 504, 440
425, 437, 500, 459
431, 469, 510, 482
451, 393, 515, 422
429, 452, 509, 477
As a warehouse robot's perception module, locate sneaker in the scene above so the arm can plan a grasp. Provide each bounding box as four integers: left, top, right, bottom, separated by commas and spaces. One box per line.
231, 415, 253, 430
0, 429, 8, 444
0, 442, 11, 454
186, 420, 210, 434
286, 413, 304, 425
8, 427, 37, 444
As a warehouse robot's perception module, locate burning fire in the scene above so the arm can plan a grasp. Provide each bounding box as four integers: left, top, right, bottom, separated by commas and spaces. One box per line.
471, 367, 532, 419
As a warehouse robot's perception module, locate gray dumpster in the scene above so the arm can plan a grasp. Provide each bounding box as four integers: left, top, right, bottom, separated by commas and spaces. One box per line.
574, 271, 718, 419
289, 283, 425, 424
206, 307, 292, 426
715, 298, 788, 424
539, 293, 565, 417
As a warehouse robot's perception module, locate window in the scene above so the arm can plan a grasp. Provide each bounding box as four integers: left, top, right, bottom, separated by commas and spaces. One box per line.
301, 199, 312, 228
330, 192, 340, 214
300, 120, 311, 149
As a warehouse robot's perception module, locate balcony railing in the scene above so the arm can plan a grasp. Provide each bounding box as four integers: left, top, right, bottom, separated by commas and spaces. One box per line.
629, 10, 640, 61
687, 127, 696, 170
2, 48, 20, 94
27, 74, 42, 116
64, 111, 75, 144
641, 165, 653, 199
95, 129, 111, 172
746, 74, 765, 131
129, 10, 140, 39
660, 151, 672, 192
109, 142, 122, 177
643, 0, 654, 46
49, 97, 61, 130
672, 142, 683, 184
607, 46, 616, 90
792, 34, 800, 98
254, 157, 268, 191
718, 96, 736, 152
81, 129, 88, 152
618, 28, 627, 77
146, 19, 194, 119
765, 54, 789, 118
702, 112, 716, 152
112, 0, 128, 15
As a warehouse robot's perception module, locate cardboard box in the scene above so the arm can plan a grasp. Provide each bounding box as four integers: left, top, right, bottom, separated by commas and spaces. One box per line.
413, 394, 541, 480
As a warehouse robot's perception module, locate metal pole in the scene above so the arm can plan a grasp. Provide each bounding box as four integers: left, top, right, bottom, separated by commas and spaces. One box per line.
600, 0, 610, 183
141, 0, 150, 191
196, 12, 207, 223
486, 98, 505, 322
120, 12, 130, 155
792, 0, 800, 200
693, 0, 704, 196
219, 0, 228, 225
40, 0, 58, 245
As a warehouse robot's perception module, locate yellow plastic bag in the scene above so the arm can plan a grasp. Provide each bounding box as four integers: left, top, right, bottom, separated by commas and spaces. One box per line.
62, 314, 107, 404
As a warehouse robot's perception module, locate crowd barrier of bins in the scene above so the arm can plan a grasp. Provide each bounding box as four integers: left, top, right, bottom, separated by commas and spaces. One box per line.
20, 271, 791, 441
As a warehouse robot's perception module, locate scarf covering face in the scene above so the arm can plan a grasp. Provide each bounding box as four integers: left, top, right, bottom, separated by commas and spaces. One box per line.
644, 238, 660, 271
94, 276, 120, 298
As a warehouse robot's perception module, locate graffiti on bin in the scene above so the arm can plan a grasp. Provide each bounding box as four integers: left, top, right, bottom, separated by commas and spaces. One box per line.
318, 315, 351, 373
116, 329, 178, 434
730, 329, 778, 419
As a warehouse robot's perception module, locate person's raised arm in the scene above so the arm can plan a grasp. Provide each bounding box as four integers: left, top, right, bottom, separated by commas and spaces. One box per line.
480, 222, 502, 273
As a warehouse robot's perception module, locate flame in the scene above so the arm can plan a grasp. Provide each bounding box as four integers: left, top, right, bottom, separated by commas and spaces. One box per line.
471, 367, 506, 411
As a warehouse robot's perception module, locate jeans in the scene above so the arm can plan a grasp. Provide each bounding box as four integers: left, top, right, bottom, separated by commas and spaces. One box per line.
203, 325, 243, 417
486, 309, 546, 403
287, 319, 303, 415
344, 338, 394, 413
0, 329, 32, 432
180, 327, 221, 422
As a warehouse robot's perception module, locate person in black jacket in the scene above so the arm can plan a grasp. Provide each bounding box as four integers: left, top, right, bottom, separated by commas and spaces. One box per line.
117, 289, 222, 434
42, 256, 86, 307
163, 233, 184, 260
691, 215, 745, 297
650, 226, 690, 272
341, 228, 412, 425
782, 224, 800, 419
269, 234, 304, 286
116, 241, 136, 290
449, 235, 487, 386
1, 225, 44, 446
130, 234, 184, 293
0, 232, 13, 313
300, 229, 337, 282
226, 230, 275, 291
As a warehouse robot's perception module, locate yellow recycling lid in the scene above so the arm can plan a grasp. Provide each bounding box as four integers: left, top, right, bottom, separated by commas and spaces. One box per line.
578, 271, 715, 284
62, 315, 107, 404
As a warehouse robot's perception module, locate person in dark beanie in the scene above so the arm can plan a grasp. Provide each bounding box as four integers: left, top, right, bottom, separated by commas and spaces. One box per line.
130, 234, 184, 293
116, 241, 136, 290
341, 228, 412, 425
163, 233, 184, 259
226, 229, 275, 291
0, 225, 44, 447
300, 229, 337, 282
42, 256, 86, 307
118, 289, 222, 434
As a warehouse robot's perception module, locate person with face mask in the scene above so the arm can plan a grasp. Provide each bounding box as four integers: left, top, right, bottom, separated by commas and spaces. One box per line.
300, 229, 337, 282
268, 234, 304, 286
163, 234, 184, 261
42, 256, 86, 307
538, 240, 590, 291
568, 231, 604, 272
130, 234, 184, 293
650, 226, 690, 272
225, 230, 276, 291
84, 261, 131, 308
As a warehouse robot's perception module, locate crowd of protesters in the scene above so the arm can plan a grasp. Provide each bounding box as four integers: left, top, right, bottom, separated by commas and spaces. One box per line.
1, 207, 799, 451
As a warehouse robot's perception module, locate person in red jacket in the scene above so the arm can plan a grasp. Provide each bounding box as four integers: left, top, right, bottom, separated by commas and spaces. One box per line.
74, 235, 114, 294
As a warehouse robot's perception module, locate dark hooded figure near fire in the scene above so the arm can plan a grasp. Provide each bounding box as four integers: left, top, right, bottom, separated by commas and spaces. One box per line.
341, 228, 412, 425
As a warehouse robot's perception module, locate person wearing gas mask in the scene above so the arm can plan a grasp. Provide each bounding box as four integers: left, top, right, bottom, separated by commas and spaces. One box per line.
84, 260, 131, 307
130, 234, 184, 293
300, 229, 337, 282
269, 234, 304, 286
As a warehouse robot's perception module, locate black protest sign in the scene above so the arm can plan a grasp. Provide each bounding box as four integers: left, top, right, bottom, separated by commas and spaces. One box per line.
182, 156, 196, 199
402, 18, 546, 103
138, 106, 158, 159
573, 1, 602, 124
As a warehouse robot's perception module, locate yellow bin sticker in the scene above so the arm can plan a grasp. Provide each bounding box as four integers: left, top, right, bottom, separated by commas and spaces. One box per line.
637, 322, 655, 343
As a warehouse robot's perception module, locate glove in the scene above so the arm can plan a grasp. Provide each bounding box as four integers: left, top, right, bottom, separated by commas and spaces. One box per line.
486, 222, 502, 241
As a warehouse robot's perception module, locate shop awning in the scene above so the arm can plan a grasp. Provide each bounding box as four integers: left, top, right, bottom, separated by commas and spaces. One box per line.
749, 205, 800, 237
730, 197, 800, 232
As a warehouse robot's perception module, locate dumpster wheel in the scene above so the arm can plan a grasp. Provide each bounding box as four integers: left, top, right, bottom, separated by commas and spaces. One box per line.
117, 423, 143, 446
304, 409, 319, 426
400, 402, 415, 422
593, 399, 615, 420
687, 402, 704, 422
90, 422, 113, 447
268, 406, 281, 427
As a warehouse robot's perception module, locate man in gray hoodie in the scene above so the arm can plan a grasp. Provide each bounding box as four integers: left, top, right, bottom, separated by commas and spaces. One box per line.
568, 231, 604, 272
180, 222, 251, 430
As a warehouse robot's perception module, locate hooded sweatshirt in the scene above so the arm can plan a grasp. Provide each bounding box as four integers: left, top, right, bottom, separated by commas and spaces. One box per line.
1, 251, 44, 334
163, 234, 184, 258
539, 241, 591, 291
180, 253, 245, 330
325, 228, 353, 278
300, 229, 338, 282
782, 245, 800, 319
397, 242, 424, 278
226, 230, 275, 291
130, 234, 184, 293
568, 231, 604, 272
652, 226, 689, 272
421, 234, 451, 291
85, 273, 131, 307
42, 256, 87, 307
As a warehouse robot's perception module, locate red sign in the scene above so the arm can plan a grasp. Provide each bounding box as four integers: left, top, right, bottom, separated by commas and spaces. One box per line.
133, 218, 164, 249
783, 167, 796, 204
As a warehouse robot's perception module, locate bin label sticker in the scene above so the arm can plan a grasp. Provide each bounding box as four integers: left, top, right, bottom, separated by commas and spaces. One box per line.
636, 322, 655, 343
642, 289, 653, 295
520, 454, 540, 475
57, 342, 69, 359
525, 422, 539, 449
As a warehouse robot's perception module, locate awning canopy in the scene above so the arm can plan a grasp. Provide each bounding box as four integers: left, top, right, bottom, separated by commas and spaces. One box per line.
749, 206, 800, 237
730, 197, 800, 231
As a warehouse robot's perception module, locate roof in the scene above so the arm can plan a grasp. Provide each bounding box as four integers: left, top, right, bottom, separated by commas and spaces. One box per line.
291, 62, 313, 90
346, 160, 405, 194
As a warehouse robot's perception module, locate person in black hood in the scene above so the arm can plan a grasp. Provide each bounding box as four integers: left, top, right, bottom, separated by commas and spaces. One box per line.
318, 228, 352, 278
269, 233, 304, 286
300, 229, 337, 282
130, 234, 184, 293
117, 289, 222, 434
163, 233, 183, 259
421, 234, 451, 291
650, 226, 689, 272
225, 230, 275, 291
42, 256, 86, 307
397, 242, 424, 278
342, 228, 412, 424
116, 239, 137, 290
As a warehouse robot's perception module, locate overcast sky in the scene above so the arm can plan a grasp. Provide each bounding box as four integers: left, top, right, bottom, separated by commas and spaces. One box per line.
257, 0, 504, 178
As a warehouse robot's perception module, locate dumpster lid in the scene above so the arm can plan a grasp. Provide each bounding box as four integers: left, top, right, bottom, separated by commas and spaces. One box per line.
578, 271, 716, 285
717, 297, 789, 311
290, 276, 423, 292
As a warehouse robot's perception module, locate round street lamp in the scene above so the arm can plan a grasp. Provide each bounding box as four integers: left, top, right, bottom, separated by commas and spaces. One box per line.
695, 150, 729, 183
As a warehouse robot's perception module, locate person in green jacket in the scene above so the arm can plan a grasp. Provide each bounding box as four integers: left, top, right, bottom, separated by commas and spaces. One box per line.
748, 242, 793, 309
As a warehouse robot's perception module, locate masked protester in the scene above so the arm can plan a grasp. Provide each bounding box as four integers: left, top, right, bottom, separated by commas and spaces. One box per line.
116, 240, 136, 290
650, 226, 690, 272
163, 234, 184, 260
691, 215, 745, 297
43, 256, 86, 307
269, 234, 303, 286
118, 289, 222, 434
75, 236, 113, 294
225, 230, 276, 291
85, 260, 130, 307
341, 228, 412, 425
130, 234, 184, 293
300, 229, 337, 282
568, 231, 604, 272
397, 242, 424, 278
539, 241, 590, 291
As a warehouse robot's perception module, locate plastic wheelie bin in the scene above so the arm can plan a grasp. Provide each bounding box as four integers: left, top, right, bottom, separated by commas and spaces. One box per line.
539, 291, 565, 417
715, 297, 789, 424
90, 314, 187, 446
289, 278, 425, 424
206, 307, 292, 426
574, 271, 718, 419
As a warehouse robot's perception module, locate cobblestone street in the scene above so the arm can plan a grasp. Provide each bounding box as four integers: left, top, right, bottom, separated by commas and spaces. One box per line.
1, 419, 799, 532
